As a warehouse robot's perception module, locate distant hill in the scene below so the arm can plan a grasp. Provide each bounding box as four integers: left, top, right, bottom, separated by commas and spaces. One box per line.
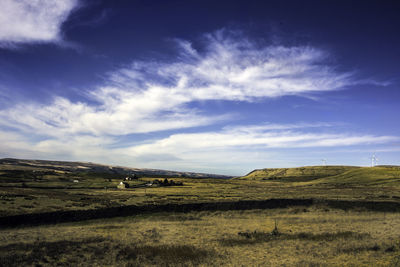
241, 166, 359, 181
0, 158, 232, 179
240, 165, 400, 185
314, 166, 400, 186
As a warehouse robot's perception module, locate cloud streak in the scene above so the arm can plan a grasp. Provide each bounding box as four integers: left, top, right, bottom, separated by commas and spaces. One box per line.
123, 124, 398, 156
0, 29, 395, 173
1, 30, 358, 136
1, 123, 397, 174
0, 0, 78, 47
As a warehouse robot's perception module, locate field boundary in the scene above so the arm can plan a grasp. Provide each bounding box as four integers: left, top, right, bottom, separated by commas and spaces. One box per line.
1, 198, 400, 228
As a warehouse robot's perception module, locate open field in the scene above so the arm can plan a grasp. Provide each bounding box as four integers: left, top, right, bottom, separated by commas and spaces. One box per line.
1, 167, 400, 217
1, 208, 400, 266
1, 159, 400, 266
2, 175, 400, 217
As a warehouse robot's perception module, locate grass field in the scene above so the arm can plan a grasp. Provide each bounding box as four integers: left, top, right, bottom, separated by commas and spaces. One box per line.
2, 175, 400, 217
242, 165, 360, 181
1, 159, 400, 266
1, 208, 400, 266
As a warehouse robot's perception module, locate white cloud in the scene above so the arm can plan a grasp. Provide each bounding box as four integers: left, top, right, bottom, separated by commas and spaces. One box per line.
0, 30, 359, 136
1, 123, 397, 175
110, 32, 354, 103
0, 29, 395, 173
0, 128, 118, 163
107, 124, 397, 173
120, 124, 398, 157
0, 0, 78, 46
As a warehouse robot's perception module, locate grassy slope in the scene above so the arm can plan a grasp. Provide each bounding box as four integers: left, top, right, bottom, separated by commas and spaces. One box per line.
241, 166, 359, 181
314, 166, 400, 186
241, 165, 400, 186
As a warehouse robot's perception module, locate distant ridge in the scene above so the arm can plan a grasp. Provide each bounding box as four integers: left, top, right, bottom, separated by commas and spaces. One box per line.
240, 165, 400, 185
242, 166, 359, 181
0, 158, 232, 179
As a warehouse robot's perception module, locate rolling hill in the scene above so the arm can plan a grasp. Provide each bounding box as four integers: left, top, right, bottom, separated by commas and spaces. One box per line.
241, 166, 359, 181
0, 158, 232, 179
240, 165, 400, 185
314, 166, 400, 186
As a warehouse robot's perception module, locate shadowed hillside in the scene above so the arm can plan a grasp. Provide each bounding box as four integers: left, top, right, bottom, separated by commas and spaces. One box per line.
0, 158, 232, 179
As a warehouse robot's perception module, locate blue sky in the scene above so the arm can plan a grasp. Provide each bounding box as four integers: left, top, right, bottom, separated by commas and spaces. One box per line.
0, 0, 399, 175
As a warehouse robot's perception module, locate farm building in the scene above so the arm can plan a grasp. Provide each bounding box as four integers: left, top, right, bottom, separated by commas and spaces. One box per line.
117, 181, 129, 189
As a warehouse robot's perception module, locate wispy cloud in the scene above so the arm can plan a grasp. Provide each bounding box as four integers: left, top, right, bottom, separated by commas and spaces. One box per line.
0, 0, 79, 47
122, 124, 398, 156
1, 123, 397, 174
113, 124, 398, 173
0, 29, 395, 173
0, 30, 358, 136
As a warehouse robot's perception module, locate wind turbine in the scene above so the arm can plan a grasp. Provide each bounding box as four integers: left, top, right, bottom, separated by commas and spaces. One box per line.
321, 159, 327, 166
370, 153, 378, 167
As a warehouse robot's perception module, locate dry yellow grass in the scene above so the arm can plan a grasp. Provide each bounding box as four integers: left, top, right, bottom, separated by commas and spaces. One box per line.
2, 163, 400, 266
1, 207, 400, 266
3, 176, 400, 217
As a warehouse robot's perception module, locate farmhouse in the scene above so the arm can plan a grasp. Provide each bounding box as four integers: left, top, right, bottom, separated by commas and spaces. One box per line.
117, 181, 129, 189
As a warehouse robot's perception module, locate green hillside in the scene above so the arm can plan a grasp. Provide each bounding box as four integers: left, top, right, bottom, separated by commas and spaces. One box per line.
314, 166, 400, 186
241, 166, 359, 181
240, 165, 400, 186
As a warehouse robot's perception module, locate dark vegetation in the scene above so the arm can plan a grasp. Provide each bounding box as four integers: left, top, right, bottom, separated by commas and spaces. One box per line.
220, 230, 370, 246
0, 198, 314, 227
151, 178, 183, 186
116, 244, 216, 266
2, 198, 400, 228
0, 238, 216, 267
0, 237, 107, 267
339, 243, 400, 254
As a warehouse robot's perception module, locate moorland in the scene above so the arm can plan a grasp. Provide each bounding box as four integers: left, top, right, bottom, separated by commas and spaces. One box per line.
1, 158, 400, 266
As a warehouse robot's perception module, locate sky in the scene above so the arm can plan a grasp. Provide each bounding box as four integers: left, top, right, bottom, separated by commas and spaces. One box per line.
0, 0, 399, 175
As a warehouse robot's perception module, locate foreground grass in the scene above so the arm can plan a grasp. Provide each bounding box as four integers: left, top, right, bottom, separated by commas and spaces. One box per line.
1, 207, 400, 266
